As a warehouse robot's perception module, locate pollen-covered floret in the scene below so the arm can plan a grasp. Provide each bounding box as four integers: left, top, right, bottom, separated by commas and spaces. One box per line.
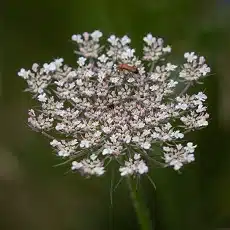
18, 30, 210, 177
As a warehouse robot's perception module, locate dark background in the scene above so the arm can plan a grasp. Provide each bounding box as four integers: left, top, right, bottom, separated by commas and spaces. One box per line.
1, 0, 230, 229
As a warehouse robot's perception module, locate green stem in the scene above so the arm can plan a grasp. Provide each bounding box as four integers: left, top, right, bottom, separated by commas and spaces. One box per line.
127, 177, 153, 230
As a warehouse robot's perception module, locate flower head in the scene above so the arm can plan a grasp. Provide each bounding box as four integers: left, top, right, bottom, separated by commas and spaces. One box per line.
18, 30, 210, 177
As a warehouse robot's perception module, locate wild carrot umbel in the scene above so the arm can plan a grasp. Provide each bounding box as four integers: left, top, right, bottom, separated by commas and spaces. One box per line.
18, 30, 210, 177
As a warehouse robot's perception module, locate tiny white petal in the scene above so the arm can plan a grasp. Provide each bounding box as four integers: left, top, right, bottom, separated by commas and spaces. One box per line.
38, 93, 47, 102
77, 57, 87, 66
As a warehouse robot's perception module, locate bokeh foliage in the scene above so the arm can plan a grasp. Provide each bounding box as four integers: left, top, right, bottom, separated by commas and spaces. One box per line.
1, 0, 230, 229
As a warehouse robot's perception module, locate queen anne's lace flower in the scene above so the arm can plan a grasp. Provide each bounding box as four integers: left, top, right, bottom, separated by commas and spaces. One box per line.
18, 30, 210, 177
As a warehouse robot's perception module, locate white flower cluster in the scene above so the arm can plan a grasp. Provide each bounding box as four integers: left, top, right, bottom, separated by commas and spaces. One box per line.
163, 142, 196, 170
119, 154, 148, 176
18, 30, 210, 177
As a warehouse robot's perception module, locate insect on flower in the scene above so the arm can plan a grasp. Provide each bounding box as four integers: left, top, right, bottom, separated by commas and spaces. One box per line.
117, 63, 139, 74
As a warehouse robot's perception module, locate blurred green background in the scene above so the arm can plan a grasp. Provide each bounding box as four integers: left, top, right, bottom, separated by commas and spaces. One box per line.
1, 0, 230, 229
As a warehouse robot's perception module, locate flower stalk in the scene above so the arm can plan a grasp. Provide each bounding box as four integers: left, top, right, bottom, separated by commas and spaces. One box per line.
127, 176, 154, 230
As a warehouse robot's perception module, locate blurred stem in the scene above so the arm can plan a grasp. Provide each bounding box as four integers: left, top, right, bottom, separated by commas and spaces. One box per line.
179, 82, 191, 96
127, 177, 153, 230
